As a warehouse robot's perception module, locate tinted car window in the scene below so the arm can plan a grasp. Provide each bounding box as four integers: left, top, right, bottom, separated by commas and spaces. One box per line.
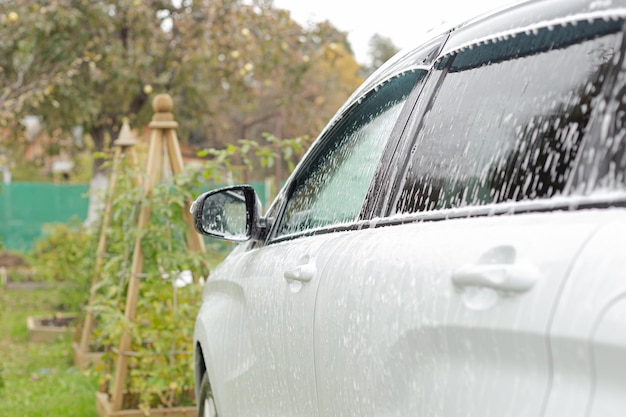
277, 70, 425, 237
395, 18, 624, 214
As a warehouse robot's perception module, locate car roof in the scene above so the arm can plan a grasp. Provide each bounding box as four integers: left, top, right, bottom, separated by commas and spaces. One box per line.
442, 0, 626, 56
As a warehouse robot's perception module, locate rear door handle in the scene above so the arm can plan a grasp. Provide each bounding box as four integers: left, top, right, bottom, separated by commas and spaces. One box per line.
284, 263, 316, 283
451, 263, 540, 293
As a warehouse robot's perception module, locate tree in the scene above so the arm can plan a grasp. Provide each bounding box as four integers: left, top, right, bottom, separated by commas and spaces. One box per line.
0, 2, 85, 122
363, 33, 400, 76
0, 1, 364, 182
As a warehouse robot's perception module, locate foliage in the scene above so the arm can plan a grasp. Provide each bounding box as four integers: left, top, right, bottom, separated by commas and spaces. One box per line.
0, 289, 3, 399
198, 132, 313, 184
0, 249, 29, 283
87, 150, 213, 412
27, 218, 97, 311
9, 160, 49, 182
0, 127, 94, 183
0, 2, 85, 120
89, 153, 140, 352
0, 0, 363, 180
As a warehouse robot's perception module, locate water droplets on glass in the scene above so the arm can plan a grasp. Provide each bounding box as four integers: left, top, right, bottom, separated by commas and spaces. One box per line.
277, 70, 424, 236
395, 17, 624, 215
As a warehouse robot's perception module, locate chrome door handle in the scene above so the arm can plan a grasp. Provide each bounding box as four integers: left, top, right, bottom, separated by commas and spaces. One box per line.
284, 263, 316, 283
451, 263, 540, 293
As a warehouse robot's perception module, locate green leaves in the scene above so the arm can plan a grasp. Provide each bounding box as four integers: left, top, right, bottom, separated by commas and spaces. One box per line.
1, 0, 364, 183
86, 155, 217, 410
27, 217, 97, 312
199, 134, 312, 187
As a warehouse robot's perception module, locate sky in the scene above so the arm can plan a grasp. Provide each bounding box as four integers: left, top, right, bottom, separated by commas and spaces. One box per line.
273, 0, 522, 64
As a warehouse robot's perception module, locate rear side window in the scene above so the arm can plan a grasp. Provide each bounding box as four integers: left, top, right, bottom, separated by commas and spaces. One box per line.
395, 17, 624, 214
276, 70, 424, 237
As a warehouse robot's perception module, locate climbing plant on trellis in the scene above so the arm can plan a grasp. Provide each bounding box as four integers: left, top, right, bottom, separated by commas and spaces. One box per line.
93, 95, 209, 416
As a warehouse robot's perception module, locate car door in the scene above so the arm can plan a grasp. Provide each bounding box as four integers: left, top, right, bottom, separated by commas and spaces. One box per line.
313, 13, 625, 417
201, 67, 427, 417
545, 220, 626, 417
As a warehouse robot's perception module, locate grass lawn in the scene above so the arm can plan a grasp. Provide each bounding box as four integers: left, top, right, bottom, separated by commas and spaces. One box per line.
0, 287, 100, 417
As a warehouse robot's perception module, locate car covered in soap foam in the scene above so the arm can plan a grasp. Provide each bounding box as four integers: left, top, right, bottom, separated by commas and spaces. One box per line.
191, 1, 626, 416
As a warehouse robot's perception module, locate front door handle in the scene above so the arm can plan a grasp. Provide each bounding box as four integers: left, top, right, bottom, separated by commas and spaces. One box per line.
284, 263, 316, 283
451, 263, 540, 293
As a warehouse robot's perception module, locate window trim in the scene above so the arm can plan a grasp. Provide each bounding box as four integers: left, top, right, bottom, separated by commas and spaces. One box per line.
364, 193, 626, 230
263, 189, 626, 247
373, 66, 451, 219
361, 33, 452, 220
439, 9, 626, 60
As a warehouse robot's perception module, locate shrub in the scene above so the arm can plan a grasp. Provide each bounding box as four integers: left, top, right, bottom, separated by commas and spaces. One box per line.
28, 218, 97, 312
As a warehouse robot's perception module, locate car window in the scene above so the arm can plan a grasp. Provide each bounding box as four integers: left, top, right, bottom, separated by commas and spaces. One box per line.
276, 70, 425, 237
394, 17, 624, 214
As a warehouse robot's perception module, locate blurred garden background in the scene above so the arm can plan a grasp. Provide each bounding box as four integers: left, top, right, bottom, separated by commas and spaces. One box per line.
0, 1, 398, 416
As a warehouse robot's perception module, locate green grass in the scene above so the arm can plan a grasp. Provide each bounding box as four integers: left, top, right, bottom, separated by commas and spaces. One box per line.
0, 287, 100, 417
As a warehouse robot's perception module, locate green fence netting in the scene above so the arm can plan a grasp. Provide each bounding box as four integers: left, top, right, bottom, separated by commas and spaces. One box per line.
0, 183, 90, 251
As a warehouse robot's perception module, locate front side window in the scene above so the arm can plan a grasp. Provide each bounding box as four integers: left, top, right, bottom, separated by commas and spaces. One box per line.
395, 17, 624, 214
276, 70, 425, 237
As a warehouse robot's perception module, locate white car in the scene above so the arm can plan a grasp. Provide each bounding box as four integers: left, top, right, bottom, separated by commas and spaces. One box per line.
192, 1, 626, 416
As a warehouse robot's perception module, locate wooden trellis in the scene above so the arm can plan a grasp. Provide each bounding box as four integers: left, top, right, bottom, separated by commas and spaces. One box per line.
103, 94, 205, 414
75, 120, 141, 369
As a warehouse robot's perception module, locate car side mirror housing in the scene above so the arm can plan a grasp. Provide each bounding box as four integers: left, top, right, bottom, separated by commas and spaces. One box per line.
191, 185, 269, 242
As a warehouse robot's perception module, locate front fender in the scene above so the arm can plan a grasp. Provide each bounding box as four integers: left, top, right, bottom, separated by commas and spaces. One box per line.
193, 265, 254, 411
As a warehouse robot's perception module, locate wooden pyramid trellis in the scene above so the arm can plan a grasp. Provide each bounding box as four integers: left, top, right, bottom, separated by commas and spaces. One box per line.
92, 94, 205, 416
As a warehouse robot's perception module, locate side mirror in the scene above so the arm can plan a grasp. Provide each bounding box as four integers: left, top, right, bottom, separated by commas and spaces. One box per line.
190, 185, 267, 242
